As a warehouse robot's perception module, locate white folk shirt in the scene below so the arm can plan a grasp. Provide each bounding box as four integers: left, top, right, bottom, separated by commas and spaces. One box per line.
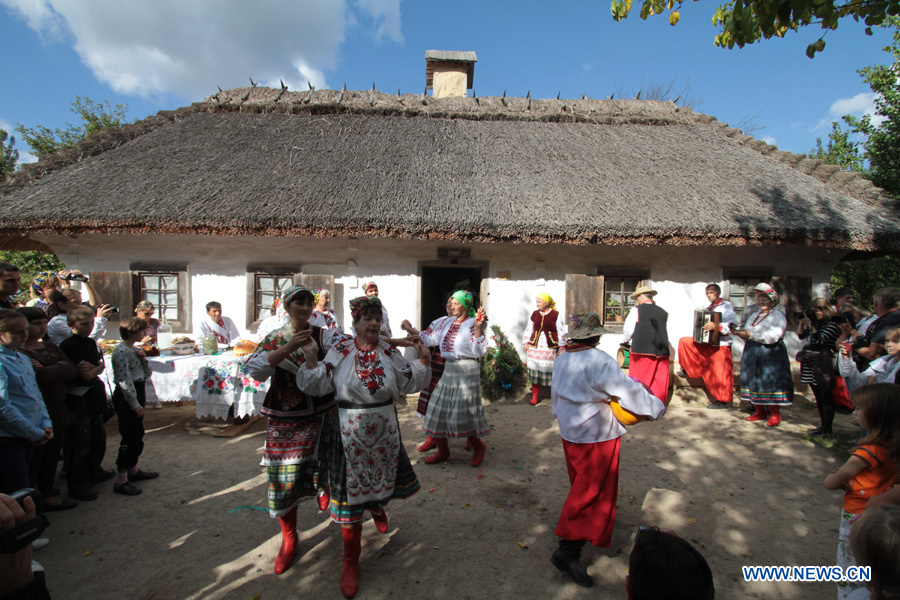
551, 346, 667, 443
296, 339, 429, 405
419, 317, 487, 360
199, 315, 242, 346
839, 354, 900, 388
742, 309, 787, 345
706, 299, 738, 347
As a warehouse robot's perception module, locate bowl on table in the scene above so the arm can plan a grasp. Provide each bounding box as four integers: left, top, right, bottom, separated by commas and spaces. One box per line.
172, 341, 196, 355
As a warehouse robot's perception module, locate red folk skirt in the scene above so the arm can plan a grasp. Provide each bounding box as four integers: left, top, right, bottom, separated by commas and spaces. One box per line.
628, 353, 671, 403
555, 437, 621, 547
676, 337, 735, 404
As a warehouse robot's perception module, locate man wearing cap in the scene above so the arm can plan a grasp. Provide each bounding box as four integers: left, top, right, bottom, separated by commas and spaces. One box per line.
622, 286, 670, 402
550, 312, 667, 588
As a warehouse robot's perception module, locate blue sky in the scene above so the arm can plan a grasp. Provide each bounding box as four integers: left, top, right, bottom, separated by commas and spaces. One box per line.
1, 0, 894, 165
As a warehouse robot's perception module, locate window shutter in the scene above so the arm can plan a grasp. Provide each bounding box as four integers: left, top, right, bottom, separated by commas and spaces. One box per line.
293, 274, 335, 293
565, 274, 605, 325
88, 271, 133, 323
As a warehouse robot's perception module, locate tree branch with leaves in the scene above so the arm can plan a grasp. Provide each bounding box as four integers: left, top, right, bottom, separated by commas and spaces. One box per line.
611, 0, 899, 57
16, 96, 131, 157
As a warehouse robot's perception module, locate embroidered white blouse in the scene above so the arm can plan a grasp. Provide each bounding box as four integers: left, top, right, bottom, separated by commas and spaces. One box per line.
296, 338, 430, 406
199, 315, 242, 346
419, 317, 487, 360
706, 299, 738, 346
742, 309, 787, 345
551, 346, 666, 443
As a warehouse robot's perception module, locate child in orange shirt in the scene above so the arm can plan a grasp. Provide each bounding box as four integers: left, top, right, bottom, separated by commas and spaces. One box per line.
825, 383, 900, 600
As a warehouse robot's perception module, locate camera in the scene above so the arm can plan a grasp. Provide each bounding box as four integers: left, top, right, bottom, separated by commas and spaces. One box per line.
794, 309, 817, 321
0, 488, 49, 555
728, 322, 744, 332
103, 305, 120, 314
832, 311, 855, 325
62, 273, 88, 282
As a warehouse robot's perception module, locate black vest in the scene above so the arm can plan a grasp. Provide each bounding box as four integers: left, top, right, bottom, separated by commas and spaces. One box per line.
631, 303, 670, 356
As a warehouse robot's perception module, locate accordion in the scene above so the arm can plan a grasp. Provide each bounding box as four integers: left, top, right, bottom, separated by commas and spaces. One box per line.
693, 310, 721, 346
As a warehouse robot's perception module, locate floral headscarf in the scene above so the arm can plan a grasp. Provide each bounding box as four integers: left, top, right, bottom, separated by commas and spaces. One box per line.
537, 293, 556, 311
32, 271, 56, 293
764, 290, 780, 306
350, 295, 382, 321
282, 285, 312, 307
451, 290, 476, 317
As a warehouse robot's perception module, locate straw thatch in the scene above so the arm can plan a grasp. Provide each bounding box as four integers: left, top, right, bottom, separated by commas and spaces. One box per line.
1, 86, 898, 250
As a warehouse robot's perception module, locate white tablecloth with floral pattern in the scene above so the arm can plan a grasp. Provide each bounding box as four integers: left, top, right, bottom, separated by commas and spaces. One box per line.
100, 351, 267, 420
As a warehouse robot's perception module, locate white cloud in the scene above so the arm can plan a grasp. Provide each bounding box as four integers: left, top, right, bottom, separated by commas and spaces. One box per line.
761, 135, 777, 146
355, 0, 403, 43
1, 0, 403, 99
814, 91, 885, 131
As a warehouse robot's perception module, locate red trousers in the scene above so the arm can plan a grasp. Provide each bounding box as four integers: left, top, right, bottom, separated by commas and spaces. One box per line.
676, 337, 734, 404
555, 437, 620, 547
628, 354, 670, 403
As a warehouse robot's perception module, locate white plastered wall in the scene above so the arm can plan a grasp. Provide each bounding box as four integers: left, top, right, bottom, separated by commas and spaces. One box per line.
37, 233, 843, 359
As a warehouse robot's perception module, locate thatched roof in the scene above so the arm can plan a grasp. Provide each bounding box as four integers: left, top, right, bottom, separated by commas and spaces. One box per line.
2, 86, 898, 251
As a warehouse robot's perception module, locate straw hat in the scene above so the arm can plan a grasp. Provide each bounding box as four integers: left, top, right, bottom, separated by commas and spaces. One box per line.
567, 312, 606, 340
630, 285, 658, 301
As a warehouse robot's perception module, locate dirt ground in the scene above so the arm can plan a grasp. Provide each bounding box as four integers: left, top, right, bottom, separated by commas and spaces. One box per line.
31, 385, 859, 600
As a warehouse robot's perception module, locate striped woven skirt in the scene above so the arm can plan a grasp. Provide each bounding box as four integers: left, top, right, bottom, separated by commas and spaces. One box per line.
263, 412, 331, 518
327, 405, 420, 525
739, 340, 794, 405
422, 358, 491, 439
416, 347, 446, 417
526, 336, 557, 386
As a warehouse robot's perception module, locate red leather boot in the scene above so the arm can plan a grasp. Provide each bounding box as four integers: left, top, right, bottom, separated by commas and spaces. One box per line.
469, 436, 486, 467
340, 525, 362, 599
424, 438, 450, 464
417, 436, 437, 452
766, 405, 782, 427
745, 405, 766, 422
530, 384, 541, 405
274, 507, 298, 574
317, 487, 331, 512
370, 507, 389, 533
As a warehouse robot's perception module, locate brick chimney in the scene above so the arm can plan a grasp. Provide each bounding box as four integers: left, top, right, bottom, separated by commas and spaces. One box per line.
425, 50, 477, 98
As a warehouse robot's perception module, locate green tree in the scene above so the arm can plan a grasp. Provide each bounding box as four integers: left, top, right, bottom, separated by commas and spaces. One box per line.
841, 18, 900, 198
16, 96, 131, 157
0, 129, 17, 179
610, 0, 899, 57
831, 255, 900, 309
810, 122, 866, 172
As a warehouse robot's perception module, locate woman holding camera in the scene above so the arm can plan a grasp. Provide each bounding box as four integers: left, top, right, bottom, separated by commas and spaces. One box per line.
797, 299, 842, 438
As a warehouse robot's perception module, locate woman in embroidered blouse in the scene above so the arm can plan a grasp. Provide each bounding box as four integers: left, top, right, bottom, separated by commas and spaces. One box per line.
415, 290, 490, 467
245, 285, 346, 576
732, 285, 793, 426
524, 293, 566, 406
312, 289, 341, 331
296, 295, 430, 599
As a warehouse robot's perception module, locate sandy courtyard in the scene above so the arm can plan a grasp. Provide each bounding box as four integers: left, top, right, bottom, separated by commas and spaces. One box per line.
30, 386, 857, 600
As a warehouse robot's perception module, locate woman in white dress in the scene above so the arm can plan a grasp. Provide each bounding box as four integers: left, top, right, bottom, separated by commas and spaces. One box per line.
418, 290, 490, 467
296, 295, 430, 599
524, 292, 566, 405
